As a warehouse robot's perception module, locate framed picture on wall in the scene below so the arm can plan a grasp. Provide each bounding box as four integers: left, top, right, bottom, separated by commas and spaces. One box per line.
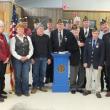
89, 20, 96, 29
63, 19, 73, 26
63, 19, 68, 26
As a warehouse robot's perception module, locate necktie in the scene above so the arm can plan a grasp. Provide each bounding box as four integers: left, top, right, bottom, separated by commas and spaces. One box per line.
93, 40, 96, 48
59, 31, 62, 46
85, 29, 88, 38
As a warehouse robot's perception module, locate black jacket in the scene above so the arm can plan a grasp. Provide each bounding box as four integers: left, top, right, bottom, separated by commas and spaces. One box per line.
83, 37, 104, 69
31, 33, 51, 59
50, 29, 72, 52
79, 27, 92, 64
66, 34, 80, 66
103, 32, 110, 66
79, 27, 92, 42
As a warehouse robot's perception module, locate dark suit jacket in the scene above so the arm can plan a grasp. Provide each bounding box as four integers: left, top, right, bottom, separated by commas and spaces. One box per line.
79, 27, 92, 64
66, 35, 80, 66
50, 29, 72, 52
83, 38, 104, 69
103, 32, 110, 66
79, 27, 92, 42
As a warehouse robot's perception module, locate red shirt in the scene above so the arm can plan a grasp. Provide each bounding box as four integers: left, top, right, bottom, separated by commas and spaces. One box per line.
0, 34, 10, 61
24, 28, 32, 36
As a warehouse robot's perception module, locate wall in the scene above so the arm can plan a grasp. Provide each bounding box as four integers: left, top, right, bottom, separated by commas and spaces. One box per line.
0, 1, 11, 32
63, 10, 110, 28
62, 0, 110, 28
0, 1, 22, 32
24, 8, 62, 25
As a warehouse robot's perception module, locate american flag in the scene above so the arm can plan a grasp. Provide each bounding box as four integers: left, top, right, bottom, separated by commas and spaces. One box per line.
9, 5, 18, 92
9, 5, 18, 38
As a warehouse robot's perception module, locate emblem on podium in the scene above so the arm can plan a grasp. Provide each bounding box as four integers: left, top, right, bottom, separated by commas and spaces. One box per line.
58, 64, 65, 73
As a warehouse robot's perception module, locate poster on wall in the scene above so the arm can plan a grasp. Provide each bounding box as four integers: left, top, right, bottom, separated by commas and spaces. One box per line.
89, 20, 96, 29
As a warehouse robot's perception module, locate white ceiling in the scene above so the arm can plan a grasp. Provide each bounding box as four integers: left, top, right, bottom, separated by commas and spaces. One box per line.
14, 0, 63, 8
3, 0, 110, 11
63, 0, 110, 11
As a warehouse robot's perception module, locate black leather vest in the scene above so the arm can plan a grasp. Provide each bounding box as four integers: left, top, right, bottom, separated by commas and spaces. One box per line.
15, 36, 29, 56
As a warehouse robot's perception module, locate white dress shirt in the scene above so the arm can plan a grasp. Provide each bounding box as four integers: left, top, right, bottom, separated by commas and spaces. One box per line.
98, 31, 104, 39
44, 29, 51, 37
84, 28, 89, 37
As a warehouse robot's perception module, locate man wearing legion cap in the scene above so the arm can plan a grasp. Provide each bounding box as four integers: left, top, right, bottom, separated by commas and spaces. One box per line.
98, 19, 108, 92
102, 20, 110, 97
50, 18, 73, 52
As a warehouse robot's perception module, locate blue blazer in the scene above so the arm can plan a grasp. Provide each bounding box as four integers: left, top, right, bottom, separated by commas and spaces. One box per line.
83, 37, 104, 69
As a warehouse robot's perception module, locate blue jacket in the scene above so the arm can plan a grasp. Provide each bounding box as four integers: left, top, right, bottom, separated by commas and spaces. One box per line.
83, 37, 104, 69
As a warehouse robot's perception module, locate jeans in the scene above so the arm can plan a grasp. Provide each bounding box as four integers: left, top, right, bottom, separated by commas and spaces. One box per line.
0, 61, 7, 94
32, 58, 47, 88
12, 58, 30, 94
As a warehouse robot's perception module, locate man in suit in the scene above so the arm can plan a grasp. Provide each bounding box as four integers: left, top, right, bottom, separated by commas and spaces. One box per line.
77, 16, 92, 90
50, 19, 73, 89
65, 19, 72, 31
102, 21, 110, 97
83, 28, 104, 98
79, 16, 92, 41
99, 19, 108, 92
50, 18, 73, 52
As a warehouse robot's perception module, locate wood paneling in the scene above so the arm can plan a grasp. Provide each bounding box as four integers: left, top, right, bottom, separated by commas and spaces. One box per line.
24, 8, 62, 25
63, 11, 110, 28
0, 1, 11, 32
0, 1, 22, 32
0, 10, 4, 21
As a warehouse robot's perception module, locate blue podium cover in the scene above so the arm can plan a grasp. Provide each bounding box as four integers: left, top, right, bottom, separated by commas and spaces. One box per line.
52, 52, 70, 92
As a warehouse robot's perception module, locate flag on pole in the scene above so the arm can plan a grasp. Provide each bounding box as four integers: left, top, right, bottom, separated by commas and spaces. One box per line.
9, 4, 18, 92
9, 5, 18, 38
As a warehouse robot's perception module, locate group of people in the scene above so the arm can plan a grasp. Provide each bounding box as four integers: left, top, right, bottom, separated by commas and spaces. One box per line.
68, 17, 110, 99
0, 16, 110, 102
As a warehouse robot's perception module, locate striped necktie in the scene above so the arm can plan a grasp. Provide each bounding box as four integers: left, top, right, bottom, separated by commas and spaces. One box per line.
84, 29, 88, 37
59, 31, 62, 46
93, 40, 96, 48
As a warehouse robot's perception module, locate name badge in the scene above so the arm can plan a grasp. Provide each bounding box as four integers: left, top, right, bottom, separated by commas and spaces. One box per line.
96, 43, 99, 48
89, 42, 91, 44
64, 36, 67, 42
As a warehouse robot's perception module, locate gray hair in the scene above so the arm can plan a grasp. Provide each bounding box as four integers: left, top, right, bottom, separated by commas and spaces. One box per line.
36, 23, 44, 29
